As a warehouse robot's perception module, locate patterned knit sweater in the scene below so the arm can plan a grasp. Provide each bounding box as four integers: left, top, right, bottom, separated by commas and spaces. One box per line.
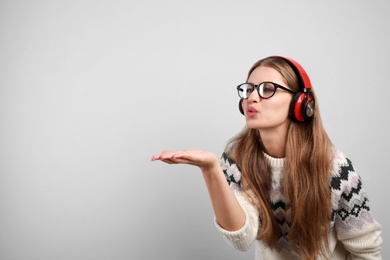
215, 149, 382, 260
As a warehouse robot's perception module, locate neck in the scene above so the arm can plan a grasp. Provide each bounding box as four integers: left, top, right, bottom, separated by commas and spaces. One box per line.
258, 128, 287, 158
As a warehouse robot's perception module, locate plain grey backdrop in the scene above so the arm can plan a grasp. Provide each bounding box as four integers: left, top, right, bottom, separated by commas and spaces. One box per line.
1, 1, 389, 259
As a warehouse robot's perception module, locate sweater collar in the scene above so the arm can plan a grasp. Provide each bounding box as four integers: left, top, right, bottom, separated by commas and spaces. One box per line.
263, 152, 285, 169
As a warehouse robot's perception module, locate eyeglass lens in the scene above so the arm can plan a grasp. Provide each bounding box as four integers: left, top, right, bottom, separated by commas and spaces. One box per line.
238, 83, 276, 99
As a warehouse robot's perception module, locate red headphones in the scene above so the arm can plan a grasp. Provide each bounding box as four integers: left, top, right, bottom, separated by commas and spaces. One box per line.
239, 56, 315, 122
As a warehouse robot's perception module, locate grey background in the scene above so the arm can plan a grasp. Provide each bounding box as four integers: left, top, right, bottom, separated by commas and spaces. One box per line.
1, 1, 389, 259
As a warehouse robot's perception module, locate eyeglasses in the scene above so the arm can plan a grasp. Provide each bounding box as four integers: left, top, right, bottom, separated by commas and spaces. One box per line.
236, 82, 296, 99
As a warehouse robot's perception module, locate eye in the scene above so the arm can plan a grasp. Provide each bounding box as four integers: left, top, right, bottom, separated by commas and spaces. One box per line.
258, 82, 276, 98
262, 82, 275, 93
245, 85, 254, 94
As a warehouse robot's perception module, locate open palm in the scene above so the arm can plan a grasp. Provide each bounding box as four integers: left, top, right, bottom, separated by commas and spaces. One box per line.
151, 149, 219, 171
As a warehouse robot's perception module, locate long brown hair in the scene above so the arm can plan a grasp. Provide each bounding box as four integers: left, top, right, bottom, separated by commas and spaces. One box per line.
225, 57, 332, 259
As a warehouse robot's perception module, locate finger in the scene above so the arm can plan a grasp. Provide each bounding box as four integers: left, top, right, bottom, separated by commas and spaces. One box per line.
160, 159, 177, 164
151, 155, 162, 161
151, 150, 176, 161
172, 152, 196, 161
151, 150, 199, 165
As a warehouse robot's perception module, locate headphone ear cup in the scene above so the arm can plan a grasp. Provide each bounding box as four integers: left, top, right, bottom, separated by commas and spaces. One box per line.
289, 92, 315, 122
239, 99, 244, 115
303, 95, 315, 120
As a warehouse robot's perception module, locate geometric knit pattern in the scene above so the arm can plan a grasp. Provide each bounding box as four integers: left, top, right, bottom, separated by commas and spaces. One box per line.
329, 151, 374, 231
220, 152, 292, 251
219, 148, 378, 255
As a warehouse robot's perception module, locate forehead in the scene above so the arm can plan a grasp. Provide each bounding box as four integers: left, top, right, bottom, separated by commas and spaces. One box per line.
248, 66, 286, 86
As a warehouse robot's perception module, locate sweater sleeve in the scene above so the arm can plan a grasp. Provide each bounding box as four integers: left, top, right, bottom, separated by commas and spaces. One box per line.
214, 153, 259, 251
330, 151, 383, 259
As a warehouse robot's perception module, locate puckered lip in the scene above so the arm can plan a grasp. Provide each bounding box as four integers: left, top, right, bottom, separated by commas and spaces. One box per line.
247, 106, 258, 113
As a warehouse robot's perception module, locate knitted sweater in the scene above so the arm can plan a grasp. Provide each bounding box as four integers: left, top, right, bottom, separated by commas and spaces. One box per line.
215, 149, 382, 259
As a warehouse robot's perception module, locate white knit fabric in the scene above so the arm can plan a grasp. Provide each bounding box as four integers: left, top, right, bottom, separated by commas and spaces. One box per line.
215, 149, 382, 259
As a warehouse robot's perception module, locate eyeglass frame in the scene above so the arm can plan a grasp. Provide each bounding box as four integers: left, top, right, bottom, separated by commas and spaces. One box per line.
236, 81, 297, 99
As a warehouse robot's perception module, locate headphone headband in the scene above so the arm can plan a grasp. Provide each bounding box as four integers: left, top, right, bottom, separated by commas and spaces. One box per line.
269, 56, 312, 91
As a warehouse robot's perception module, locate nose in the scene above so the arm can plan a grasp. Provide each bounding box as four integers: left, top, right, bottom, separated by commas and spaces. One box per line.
247, 87, 261, 102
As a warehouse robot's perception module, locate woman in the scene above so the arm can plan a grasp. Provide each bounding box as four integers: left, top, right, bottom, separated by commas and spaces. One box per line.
151, 56, 382, 259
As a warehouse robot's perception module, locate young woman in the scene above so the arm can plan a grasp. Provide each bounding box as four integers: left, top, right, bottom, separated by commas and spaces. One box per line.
151, 56, 382, 259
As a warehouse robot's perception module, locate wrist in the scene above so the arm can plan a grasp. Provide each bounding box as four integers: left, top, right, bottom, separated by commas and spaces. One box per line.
200, 158, 221, 175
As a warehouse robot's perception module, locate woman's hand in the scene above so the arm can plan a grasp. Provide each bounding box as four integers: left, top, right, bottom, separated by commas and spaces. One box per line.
151, 149, 219, 172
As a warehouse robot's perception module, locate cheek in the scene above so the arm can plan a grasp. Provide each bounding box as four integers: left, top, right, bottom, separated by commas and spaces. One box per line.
265, 99, 291, 117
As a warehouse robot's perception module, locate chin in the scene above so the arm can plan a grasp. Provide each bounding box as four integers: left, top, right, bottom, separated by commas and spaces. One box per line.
245, 121, 263, 130
245, 119, 289, 131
